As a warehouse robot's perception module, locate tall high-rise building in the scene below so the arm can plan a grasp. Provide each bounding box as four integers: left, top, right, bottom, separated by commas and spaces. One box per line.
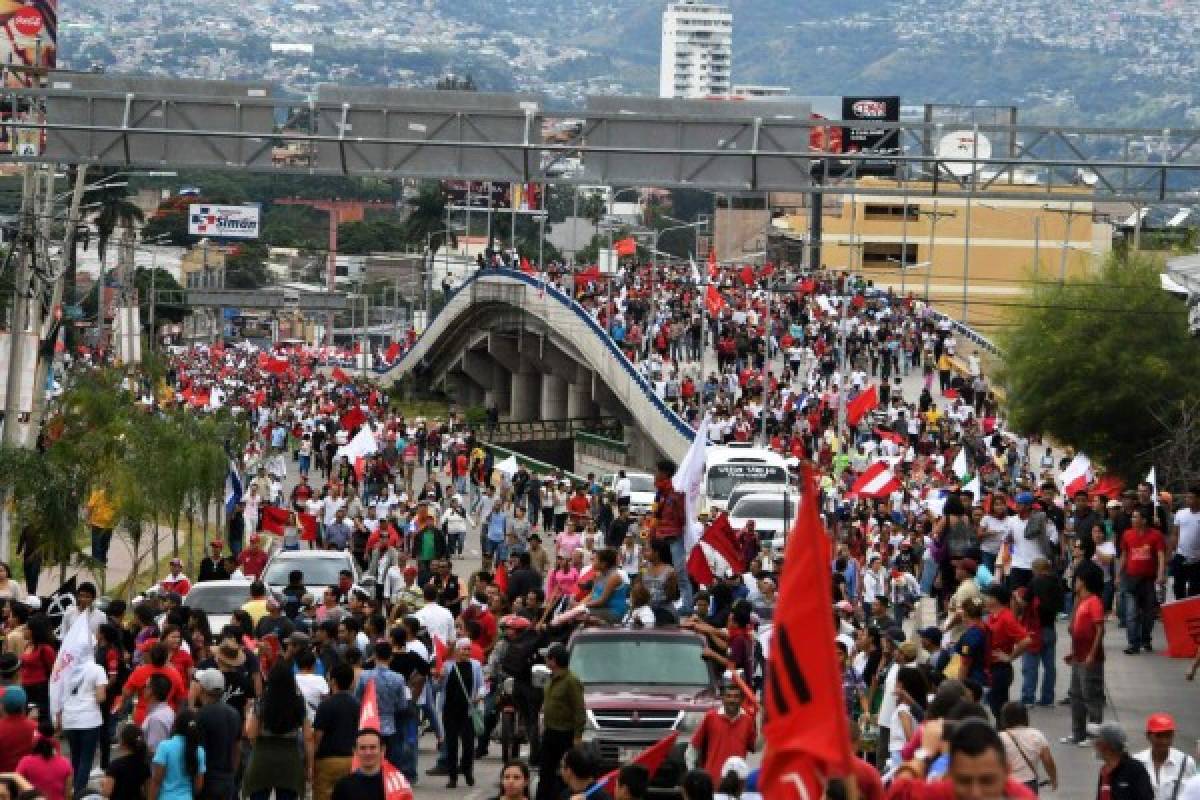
659, 1, 733, 99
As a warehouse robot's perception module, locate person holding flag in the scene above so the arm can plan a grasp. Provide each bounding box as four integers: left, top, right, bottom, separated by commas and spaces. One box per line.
51, 607, 108, 800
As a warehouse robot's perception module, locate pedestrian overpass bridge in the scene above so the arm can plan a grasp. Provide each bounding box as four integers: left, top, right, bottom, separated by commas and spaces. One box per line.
377, 270, 696, 465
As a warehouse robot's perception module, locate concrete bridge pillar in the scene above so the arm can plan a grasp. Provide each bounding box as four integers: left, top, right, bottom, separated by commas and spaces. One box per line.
541, 373, 568, 421
510, 370, 541, 422
567, 381, 595, 419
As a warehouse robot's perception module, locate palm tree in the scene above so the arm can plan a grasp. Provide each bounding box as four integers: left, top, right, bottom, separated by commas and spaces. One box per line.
91, 184, 145, 269
403, 181, 455, 253
580, 192, 607, 242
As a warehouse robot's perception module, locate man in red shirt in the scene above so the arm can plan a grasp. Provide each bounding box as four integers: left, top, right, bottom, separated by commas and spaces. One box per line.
1118, 509, 1167, 655
982, 584, 1031, 719
0, 686, 36, 772
651, 459, 692, 611
691, 683, 757, 781
566, 486, 591, 528
121, 643, 188, 725
238, 533, 269, 579
1064, 564, 1106, 745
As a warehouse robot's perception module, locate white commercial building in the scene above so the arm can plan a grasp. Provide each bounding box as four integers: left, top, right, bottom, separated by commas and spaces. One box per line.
659, 1, 733, 99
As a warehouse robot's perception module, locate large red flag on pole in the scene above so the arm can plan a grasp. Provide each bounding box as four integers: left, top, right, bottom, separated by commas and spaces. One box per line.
587, 732, 679, 796
845, 384, 879, 426
760, 465, 853, 800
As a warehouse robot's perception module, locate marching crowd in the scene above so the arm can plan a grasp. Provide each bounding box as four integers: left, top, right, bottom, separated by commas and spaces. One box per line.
0, 258, 1197, 800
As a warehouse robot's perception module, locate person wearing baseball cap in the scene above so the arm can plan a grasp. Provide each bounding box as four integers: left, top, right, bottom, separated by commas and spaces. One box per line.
1134, 713, 1198, 799
199, 539, 228, 583
158, 557, 192, 596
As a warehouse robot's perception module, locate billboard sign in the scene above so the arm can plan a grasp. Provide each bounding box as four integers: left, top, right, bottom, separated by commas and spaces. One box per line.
188, 204, 261, 239
841, 96, 900, 176
1, 0, 56, 88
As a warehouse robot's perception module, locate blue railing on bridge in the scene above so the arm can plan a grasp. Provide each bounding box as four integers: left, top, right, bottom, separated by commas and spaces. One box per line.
384, 268, 697, 444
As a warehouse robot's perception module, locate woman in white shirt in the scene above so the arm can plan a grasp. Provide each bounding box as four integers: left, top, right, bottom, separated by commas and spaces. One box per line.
888, 666, 928, 769
60, 658, 108, 799
998, 702, 1057, 795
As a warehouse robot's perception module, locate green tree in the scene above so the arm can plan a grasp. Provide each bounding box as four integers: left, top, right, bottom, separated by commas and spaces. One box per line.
90, 180, 145, 267
403, 182, 455, 253
140, 211, 190, 246
225, 242, 271, 289
132, 267, 188, 323
998, 254, 1200, 480
339, 216, 409, 255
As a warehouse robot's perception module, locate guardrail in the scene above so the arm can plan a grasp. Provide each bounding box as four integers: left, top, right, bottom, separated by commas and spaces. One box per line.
483, 442, 586, 484
487, 417, 624, 444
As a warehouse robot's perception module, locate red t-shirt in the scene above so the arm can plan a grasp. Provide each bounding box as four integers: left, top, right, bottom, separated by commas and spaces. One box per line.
985, 607, 1027, 657
239, 548, 268, 578
1120, 528, 1165, 579
0, 715, 37, 772
887, 777, 1035, 800
124, 664, 188, 725
1069, 593, 1105, 663
567, 495, 591, 520
691, 708, 757, 780
19, 643, 56, 686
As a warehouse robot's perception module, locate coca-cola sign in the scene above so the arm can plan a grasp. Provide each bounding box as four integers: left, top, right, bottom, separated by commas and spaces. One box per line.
850, 100, 889, 119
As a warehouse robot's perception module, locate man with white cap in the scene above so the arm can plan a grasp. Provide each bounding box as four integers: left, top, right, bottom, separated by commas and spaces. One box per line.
1134, 713, 1198, 800
194, 668, 241, 800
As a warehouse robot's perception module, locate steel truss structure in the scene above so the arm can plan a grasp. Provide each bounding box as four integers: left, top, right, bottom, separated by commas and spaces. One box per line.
0, 74, 1196, 202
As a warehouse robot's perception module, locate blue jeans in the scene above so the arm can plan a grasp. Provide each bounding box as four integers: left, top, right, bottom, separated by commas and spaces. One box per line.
396, 713, 419, 781
667, 536, 694, 612
1020, 625, 1057, 706
1122, 576, 1156, 649
65, 726, 101, 798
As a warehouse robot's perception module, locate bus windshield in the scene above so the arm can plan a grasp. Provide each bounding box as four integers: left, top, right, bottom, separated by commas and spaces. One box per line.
706, 464, 788, 501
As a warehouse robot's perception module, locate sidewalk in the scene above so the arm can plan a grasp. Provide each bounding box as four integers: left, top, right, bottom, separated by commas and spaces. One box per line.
33, 523, 178, 598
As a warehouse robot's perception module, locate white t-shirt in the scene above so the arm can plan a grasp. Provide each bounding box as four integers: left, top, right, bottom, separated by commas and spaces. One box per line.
1008, 514, 1057, 570
888, 703, 914, 753
1002, 727, 1050, 784
1175, 507, 1200, 561
979, 514, 1009, 556
296, 672, 329, 721
61, 662, 108, 730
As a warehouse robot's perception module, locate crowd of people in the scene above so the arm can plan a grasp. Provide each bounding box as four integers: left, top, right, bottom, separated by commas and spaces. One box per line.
1, 259, 1198, 800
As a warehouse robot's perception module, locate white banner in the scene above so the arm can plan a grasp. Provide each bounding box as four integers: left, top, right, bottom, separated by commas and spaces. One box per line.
189, 204, 261, 239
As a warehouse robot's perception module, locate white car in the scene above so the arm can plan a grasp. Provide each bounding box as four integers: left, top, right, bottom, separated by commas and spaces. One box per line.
727, 492, 799, 548
183, 580, 274, 633
603, 471, 657, 516
262, 550, 360, 597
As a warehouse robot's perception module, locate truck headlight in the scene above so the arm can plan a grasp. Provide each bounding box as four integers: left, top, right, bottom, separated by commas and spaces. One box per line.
586, 710, 599, 730
678, 711, 705, 732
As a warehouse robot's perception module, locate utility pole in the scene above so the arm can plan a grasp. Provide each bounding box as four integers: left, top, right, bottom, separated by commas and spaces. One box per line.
0, 165, 39, 559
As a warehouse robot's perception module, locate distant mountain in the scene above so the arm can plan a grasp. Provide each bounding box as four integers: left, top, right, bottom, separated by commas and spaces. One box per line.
60, 0, 1200, 126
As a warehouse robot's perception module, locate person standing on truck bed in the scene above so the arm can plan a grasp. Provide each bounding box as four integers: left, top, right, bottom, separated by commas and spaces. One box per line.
535, 643, 586, 800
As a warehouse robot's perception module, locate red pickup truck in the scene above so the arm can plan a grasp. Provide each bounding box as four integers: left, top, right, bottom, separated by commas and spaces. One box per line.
569, 627, 723, 794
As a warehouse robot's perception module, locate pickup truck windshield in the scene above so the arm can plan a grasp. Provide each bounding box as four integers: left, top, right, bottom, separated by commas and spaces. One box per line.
572, 638, 712, 686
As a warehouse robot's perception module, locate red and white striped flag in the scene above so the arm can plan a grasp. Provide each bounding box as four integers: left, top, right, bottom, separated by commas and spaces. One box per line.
849, 461, 901, 498
1059, 453, 1094, 496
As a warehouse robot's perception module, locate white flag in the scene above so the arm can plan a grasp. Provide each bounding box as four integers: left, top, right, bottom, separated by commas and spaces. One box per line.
673, 414, 711, 551
952, 447, 969, 482
962, 474, 982, 503
1058, 453, 1094, 495
336, 424, 379, 462
49, 612, 95, 719
690, 255, 704, 286
1146, 466, 1158, 507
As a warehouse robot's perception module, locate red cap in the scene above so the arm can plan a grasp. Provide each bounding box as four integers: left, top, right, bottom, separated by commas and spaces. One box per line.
1146, 713, 1175, 733
210, 540, 224, 549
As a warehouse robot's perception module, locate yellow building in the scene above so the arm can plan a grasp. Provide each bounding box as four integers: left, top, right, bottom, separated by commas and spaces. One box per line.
778, 180, 1113, 329
180, 243, 229, 289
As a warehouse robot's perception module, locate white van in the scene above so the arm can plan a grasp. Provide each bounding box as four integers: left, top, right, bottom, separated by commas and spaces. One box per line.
703, 445, 790, 514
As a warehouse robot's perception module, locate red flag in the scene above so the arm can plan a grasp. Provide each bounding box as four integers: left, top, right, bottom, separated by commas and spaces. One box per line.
298, 512, 318, 542
686, 514, 745, 586
614, 237, 637, 257
385, 342, 401, 362
260, 505, 291, 535
355, 682, 415, 800
761, 466, 852, 800
739, 265, 755, 286
256, 352, 268, 368
707, 248, 718, 279
591, 733, 679, 796
943, 387, 960, 399
845, 384, 879, 426
519, 256, 535, 275
705, 285, 725, 317
577, 264, 600, 289
494, 562, 509, 596
432, 636, 448, 672
340, 407, 367, 431
253, 389, 266, 408
331, 367, 350, 384
1090, 474, 1124, 500
759, 262, 776, 279
686, 546, 716, 588
354, 456, 365, 483
264, 357, 289, 375
849, 461, 901, 499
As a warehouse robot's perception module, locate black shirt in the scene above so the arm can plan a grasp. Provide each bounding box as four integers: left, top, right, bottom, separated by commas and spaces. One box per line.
606, 516, 632, 550
314, 691, 362, 759
332, 770, 386, 800
196, 701, 242, 774
389, 650, 430, 685
505, 568, 541, 605
105, 753, 151, 800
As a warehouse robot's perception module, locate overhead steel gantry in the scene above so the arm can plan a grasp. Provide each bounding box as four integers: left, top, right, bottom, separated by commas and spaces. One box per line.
0, 73, 1198, 203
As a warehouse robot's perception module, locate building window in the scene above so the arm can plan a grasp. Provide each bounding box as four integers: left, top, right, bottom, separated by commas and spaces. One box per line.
861, 242, 920, 266
863, 204, 919, 221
